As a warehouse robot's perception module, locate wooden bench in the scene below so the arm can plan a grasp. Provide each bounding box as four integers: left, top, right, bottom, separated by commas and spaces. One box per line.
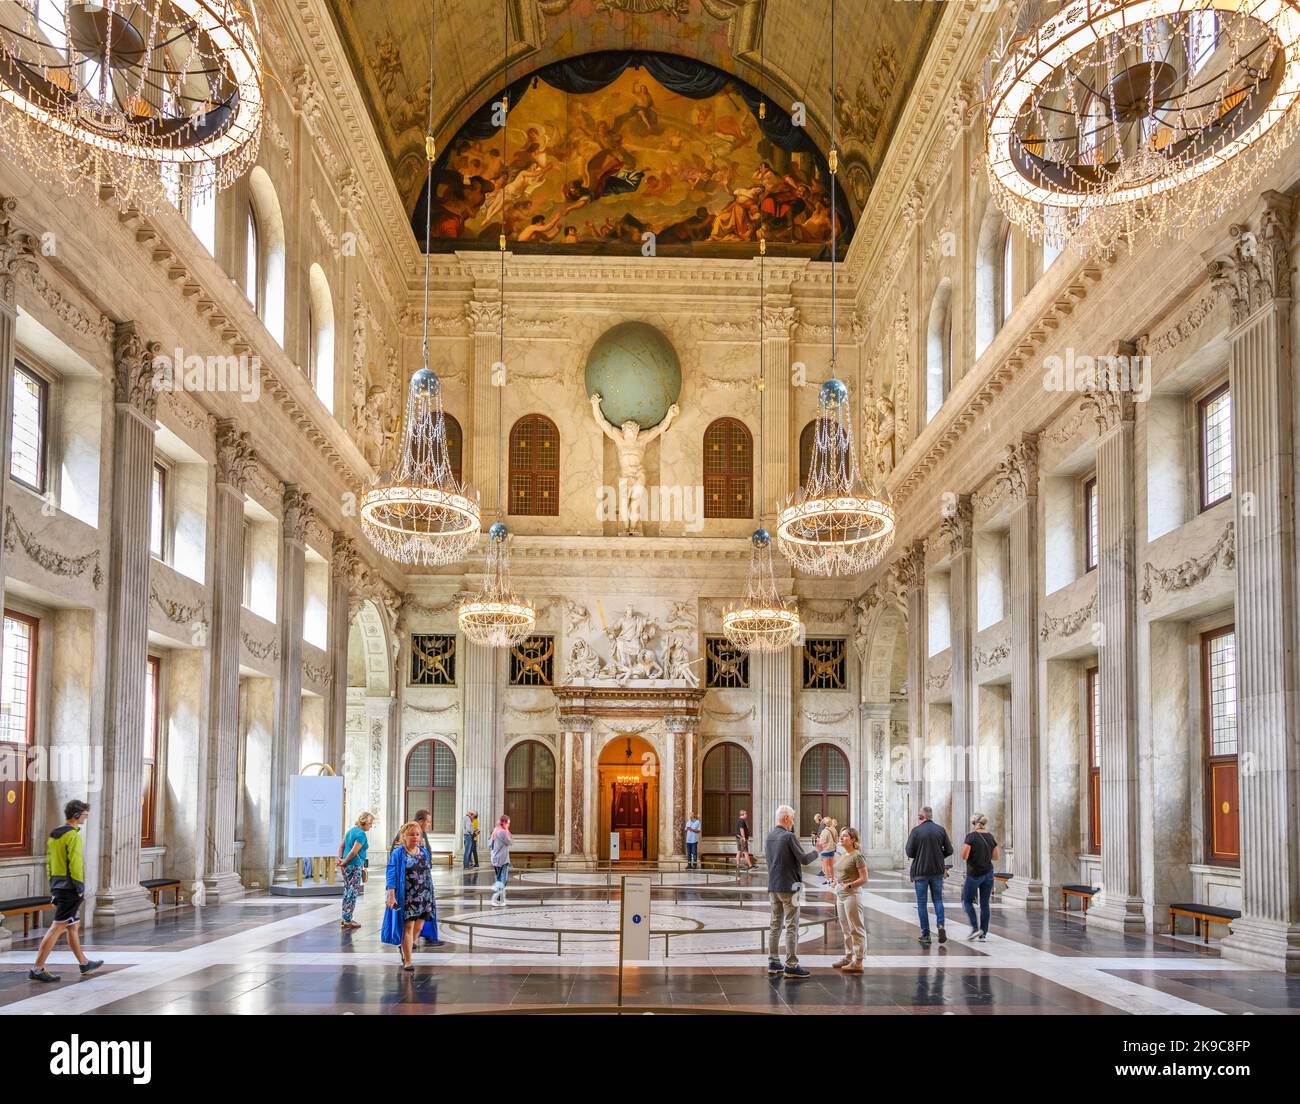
1061, 884, 1099, 913
0, 896, 54, 937
700, 852, 734, 864
1169, 902, 1241, 944
140, 878, 183, 911
428, 851, 455, 867
511, 851, 555, 869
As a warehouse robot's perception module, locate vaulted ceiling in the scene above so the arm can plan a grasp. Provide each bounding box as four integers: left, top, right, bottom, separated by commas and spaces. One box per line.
326, 0, 942, 226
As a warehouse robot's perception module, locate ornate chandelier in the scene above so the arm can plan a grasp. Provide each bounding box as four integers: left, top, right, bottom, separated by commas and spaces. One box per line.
360, 368, 480, 566
0, 0, 264, 211
775, 0, 895, 578
457, 523, 536, 648
985, 0, 1300, 255
723, 528, 802, 652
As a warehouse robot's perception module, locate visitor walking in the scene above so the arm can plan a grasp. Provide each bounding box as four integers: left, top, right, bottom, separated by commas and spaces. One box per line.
462, 810, 475, 870
905, 805, 954, 946
383, 821, 435, 972
735, 809, 755, 873
338, 811, 374, 930
817, 816, 838, 886
684, 811, 701, 869
832, 826, 869, 973
29, 800, 103, 983
391, 809, 442, 945
961, 813, 1000, 941
765, 804, 820, 979
490, 815, 513, 906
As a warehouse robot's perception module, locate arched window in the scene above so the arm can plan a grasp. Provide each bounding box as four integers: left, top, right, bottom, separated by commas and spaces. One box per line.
509, 414, 559, 516
925, 280, 952, 424
404, 739, 456, 834
703, 417, 752, 519
504, 740, 555, 835
1000, 229, 1015, 326
444, 413, 464, 484
701, 742, 752, 836
975, 208, 1013, 358
799, 743, 849, 837
307, 263, 334, 412
248, 167, 286, 346
798, 418, 818, 487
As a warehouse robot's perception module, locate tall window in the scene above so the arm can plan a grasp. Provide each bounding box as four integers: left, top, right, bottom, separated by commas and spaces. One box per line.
1084, 476, 1099, 572
142, 656, 160, 847
703, 417, 752, 519
444, 414, 464, 484
1203, 627, 1239, 864
307, 263, 334, 411
1199, 383, 1232, 510
504, 740, 555, 835
799, 744, 849, 837
509, 414, 560, 516
1000, 230, 1015, 325
245, 204, 260, 309
188, 186, 216, 254
11, 364, 48, 493
925, 281, 951, 423
701, 742, 752, 836
1086, 666, 1100, 854
149, 463, 167, 560
404, 739, 456, 833
0, 611, 37, 856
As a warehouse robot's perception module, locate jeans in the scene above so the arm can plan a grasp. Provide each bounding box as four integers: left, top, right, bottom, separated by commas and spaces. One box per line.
913, 876, 945, 936
463, 833, 474, 869
962, 870, 994, 934
493, 863, 511, 892
768, 892, 801, 966
686, 841, 698, 868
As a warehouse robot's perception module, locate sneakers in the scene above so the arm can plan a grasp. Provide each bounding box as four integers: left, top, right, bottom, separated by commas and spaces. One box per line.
79, 959, 104, 975
842, 961, 865, 974
977, 932, 987, 941
767, 958, 783, 974
918, 934, 932, 946
28, 968, 59, 983
783, 965, 811, 979
831, 956, 851, 969
966, 927, 981, 940
937, 925, 948, 944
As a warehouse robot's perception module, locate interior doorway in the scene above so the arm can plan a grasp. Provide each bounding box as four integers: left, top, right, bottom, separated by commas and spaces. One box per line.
597, 735, 658, 862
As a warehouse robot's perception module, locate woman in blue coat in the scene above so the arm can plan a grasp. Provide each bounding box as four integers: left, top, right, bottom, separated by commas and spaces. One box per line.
384, 821, 437, 971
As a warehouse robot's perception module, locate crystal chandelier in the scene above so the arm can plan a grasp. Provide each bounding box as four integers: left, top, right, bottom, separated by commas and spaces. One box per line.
0, 0, 264, 211
458, 522, 536, 647
723, 528, 802, 652
776, 0, 896, 578
985, 0, 1300, 255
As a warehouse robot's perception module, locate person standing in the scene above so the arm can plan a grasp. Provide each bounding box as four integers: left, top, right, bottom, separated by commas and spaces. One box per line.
383, 822, 435, 972
389, 810, 442, 946
831, 826, 869, 973
29, 800, 103, 983
470, 812, 481, 868
811, 812, 823, 853
961, 813, 1000, 941
764, 805, 820, 979
735, 809, 754, 873
817, 817, 838, 886
462, 810, 475, 870
905, 805, 954, 946
338, 812, 374, 930
684, 811, 701, 869
490, 815, 513, 906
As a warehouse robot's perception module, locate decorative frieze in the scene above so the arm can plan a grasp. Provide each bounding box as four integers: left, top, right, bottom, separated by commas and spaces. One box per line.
3, 507, 103, 589
148, 585, 208, 630
1040, 593, 1098, 642
1140, 523, 1236, 604
240, 630, 280, 662
974, 640, 1011, 670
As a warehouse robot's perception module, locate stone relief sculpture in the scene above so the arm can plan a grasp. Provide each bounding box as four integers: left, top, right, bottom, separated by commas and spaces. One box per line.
359, 385, 397, 470
606, 604, 659, 678
567, 637, 605, 680
589, 393, 679, 536
664, 633, 699, 687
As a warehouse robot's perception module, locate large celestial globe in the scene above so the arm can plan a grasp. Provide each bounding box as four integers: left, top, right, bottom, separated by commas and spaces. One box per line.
584, 321, 682, 429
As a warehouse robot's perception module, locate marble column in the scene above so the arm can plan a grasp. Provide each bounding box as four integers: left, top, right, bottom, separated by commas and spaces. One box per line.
860, 702, 893, 867
202, 422, 255, 902
462, 640, 499, 828
559, 719, 593, 859
1211, 195, 1300, 972
467, 300, 504, 519
666, 717, 695, 860
268, 485, 310, 883
93, 324, 163, 928
1003, 436, 1045, 907
942, 495, 975, 865
898, 541, 928, 817
1083, 358, 1145, 933
755, 649, 793, 846
0, 198, 35, 951
326, 535, 359, 772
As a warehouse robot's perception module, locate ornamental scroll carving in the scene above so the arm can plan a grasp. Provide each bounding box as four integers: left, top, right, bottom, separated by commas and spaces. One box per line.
1140, 523, 1235, 604
148, 585, 208, 630
240, 630, 280, 662
1040, 593, 1098, 642
3, 507, 103, 589
974, 640, 1011, 670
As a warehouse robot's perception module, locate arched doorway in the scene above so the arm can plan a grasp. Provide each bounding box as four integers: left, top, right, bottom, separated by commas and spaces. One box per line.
597, 735, 659, 862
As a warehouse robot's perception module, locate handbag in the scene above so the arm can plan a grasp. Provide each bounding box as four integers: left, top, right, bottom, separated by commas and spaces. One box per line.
381, 906, 403, 946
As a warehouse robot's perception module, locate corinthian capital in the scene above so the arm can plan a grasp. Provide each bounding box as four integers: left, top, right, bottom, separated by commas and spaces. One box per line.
214, 420, 257, 491
895, 539, 927, 594
113, 322, 163, 421
761, 305, 799, 338
466, 301, 505, 333
0, 197, 37, 305
939, 494, 973, 559
1207, 191, 1294, 328
281, 484, 313, 544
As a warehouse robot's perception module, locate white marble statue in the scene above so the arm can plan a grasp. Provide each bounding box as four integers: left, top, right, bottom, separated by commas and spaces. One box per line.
664, 633, 699, 687
567, 637, 605, 681
606, 604, 660, 681
590, 393, 680, 536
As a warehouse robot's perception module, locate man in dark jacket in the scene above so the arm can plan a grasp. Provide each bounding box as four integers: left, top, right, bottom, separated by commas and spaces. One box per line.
764, 805, 820, 978
905, 805, 954, 946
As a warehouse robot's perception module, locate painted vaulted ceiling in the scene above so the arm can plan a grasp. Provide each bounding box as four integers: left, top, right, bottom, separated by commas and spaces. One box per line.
325, 0, 941, 253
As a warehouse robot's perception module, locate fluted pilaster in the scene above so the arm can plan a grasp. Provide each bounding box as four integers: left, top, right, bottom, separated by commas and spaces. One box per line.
467, 301, 504, 519
899, 541, 928, 816
944, 496, 974, 863
756, 649, 793, 841
462, 640, 499, 828
762, 304, 797, 512
326, 535, 359, 771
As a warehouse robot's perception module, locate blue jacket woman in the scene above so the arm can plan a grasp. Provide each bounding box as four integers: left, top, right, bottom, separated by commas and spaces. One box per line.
383, 821, 439, 970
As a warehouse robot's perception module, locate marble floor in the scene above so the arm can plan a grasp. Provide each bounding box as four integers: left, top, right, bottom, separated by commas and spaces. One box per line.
2, 868, 1297, 1016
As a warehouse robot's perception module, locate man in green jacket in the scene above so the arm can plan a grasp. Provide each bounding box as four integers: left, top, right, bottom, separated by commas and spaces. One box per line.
29, 799, 103, 983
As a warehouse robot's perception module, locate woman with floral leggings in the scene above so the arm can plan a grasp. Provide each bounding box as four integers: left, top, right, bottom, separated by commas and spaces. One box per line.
338, 812, 374, 928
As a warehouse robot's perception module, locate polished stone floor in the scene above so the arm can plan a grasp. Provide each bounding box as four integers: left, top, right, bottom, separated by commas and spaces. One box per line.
2, 868, 1297, 1015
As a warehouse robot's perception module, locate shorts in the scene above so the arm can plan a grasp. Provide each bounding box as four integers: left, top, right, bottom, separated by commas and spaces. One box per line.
51, 890, 83, 925
820, 851, 836, 859
736, 837, 750, 853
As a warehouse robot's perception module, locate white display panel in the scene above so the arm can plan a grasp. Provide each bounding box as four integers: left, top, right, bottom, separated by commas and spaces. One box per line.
287, 775, 345, 859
